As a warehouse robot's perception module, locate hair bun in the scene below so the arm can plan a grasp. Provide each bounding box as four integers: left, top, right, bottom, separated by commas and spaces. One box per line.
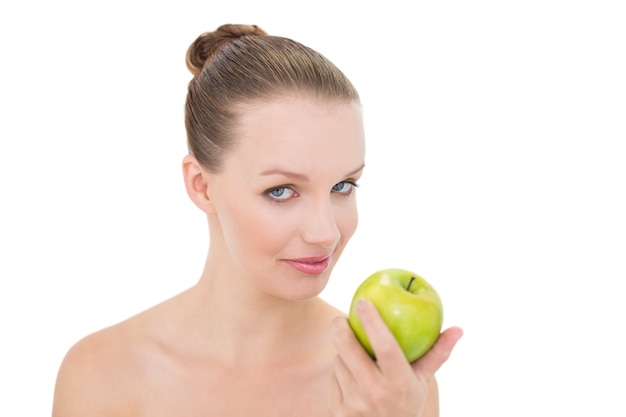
186, 24, 268, 76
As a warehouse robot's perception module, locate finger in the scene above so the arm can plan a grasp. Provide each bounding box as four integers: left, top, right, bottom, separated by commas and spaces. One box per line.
412, 326, 463, 376
328, 359, 343, 410
331, 315, 381, 387
354, 299, 413, 378
333, 355, 357, 395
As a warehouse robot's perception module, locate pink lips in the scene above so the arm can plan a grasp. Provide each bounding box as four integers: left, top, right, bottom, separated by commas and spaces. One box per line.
284, 255, 331, 275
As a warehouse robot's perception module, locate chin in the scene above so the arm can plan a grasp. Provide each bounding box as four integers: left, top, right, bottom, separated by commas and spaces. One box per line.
277, 270, 333, 302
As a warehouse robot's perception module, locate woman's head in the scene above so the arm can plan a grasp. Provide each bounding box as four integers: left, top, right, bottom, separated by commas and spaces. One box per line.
182, 25, 364, 300
184, 24, 360, 172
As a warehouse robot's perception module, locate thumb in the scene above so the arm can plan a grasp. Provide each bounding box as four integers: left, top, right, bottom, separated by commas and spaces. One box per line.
412, 326, 463, 376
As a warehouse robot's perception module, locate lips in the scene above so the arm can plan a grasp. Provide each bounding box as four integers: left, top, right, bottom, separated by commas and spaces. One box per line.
283, 255, 331, 275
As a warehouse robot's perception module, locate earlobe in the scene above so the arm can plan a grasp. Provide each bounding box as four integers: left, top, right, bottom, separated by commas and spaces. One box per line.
182, 154, 215, 214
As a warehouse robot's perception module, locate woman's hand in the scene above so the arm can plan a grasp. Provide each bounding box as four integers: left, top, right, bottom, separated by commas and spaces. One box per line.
329, 299, 462, 417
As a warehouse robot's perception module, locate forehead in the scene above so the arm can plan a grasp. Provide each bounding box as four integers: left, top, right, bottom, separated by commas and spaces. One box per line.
226, 95, 365, 175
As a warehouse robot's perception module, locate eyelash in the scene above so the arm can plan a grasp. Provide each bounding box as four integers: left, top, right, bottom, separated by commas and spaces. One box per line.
332, 181, 359, 194
265, 180, 360, 202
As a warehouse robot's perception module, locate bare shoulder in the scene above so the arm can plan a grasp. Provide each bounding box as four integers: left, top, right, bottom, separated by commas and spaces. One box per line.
51, 291, 191, 416
315, 297, 347, 320
52, 324, 137, 416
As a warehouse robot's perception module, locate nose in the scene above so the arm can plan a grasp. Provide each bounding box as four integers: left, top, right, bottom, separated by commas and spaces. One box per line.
301, 198, 341, 249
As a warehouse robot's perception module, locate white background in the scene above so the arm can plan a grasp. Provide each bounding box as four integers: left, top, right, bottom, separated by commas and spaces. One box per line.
1, 1, 625, 416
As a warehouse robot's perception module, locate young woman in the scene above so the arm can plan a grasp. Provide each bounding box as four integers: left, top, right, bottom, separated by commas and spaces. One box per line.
52, 24, 462, 417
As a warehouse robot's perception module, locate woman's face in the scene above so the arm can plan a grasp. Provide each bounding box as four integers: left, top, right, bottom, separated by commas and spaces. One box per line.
206, 95, 365, 301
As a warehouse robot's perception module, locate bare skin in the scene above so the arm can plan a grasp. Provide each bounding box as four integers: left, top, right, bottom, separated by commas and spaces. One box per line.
52, 289, 461, 417
53, 288, 345, 416
52, 96, 462, 416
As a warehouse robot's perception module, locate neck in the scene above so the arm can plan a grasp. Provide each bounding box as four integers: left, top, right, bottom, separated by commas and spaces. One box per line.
185, 248, 336, 369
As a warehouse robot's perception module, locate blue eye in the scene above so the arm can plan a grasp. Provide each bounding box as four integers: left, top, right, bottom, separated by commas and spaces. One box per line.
332, 181, 357, 194
267, 187, 296, 201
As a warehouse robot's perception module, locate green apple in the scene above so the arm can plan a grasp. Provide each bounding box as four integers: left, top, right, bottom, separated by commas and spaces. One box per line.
348, 268, 443, 362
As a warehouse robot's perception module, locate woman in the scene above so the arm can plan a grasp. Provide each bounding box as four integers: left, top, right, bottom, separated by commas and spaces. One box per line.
52, 24, 462, 416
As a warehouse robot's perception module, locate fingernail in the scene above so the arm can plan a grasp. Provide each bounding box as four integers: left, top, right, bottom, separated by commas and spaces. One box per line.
356, 298, 371, 311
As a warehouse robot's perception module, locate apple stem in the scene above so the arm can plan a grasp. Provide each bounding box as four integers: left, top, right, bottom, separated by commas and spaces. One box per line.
406, 276, 416, 291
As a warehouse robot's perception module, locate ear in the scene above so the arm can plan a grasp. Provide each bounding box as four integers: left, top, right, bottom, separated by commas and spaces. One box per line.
182, 154, 215, 214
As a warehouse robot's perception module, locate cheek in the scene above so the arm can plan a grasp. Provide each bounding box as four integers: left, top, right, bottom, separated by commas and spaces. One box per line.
220, 201, 290, 257
337, 202, 359, 243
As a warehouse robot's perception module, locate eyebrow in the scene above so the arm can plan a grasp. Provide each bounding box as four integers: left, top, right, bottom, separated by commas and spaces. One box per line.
260, 163, 365, 181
